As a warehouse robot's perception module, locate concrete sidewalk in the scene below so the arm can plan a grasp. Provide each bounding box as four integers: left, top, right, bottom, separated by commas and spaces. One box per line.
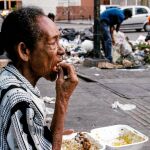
74, 64, 150, 149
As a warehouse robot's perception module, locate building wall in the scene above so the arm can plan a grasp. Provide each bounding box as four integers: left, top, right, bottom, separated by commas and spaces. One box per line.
56, 0, 93, 20
56, 0, 110, 20
22, 0, 57, 15
56, 0, 82, 20
21, 0, 149, 20
57, 0, 81, 6
141, 0, 150, 6
110, 0, 140, 5
81, 0, 93, 19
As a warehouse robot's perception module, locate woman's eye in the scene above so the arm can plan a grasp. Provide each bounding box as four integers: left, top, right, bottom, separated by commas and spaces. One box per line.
47, 42, 57, 50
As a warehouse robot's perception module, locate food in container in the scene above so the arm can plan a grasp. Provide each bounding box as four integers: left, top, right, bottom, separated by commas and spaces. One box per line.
112, 128, 144, 146
90, 124, 148, 150
61, 132, 105, 150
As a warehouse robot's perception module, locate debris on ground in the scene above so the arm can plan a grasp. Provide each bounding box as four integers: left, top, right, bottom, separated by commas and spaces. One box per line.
112, 101, 136, 111
59, 27, 150, 69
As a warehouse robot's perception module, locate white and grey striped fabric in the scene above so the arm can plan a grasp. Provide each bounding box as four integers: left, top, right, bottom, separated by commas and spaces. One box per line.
0, 64, 52, 150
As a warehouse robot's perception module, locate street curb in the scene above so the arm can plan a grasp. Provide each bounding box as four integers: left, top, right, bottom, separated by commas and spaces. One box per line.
77, 72, 96, 82
77, 71, 130, 99
56, 21, 93, 25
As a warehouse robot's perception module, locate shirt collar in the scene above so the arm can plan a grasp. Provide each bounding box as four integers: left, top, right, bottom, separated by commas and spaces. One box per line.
4, 63, 41, 97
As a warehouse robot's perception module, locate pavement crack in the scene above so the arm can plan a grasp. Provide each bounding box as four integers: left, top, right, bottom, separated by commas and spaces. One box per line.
77, 73, 97, 82
77, 72, 130, 99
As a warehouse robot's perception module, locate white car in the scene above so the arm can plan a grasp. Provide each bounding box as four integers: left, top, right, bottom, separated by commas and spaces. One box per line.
120, 5, 150, 32
100, 5, 120, 13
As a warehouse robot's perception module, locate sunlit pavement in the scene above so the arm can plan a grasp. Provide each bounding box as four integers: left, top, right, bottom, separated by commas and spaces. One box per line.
37, 64, 150, 149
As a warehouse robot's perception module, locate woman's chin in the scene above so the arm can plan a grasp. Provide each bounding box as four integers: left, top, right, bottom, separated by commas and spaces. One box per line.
44, 72, 58, 81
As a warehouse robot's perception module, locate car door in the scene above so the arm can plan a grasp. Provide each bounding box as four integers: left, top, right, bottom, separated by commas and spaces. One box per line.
121, 6, 150, 31
134, 6, 149, 29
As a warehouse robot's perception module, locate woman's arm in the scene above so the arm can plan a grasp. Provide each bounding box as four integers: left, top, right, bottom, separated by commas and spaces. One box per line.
50, 63, 78, 150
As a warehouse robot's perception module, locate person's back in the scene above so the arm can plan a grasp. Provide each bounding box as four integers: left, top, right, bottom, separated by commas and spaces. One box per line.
99, 8, 132, 63
100, 8, 125, 26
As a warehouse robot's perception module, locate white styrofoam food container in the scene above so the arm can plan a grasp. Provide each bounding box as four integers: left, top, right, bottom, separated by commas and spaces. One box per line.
61, 132, 106, 150
90, 124, 149, 150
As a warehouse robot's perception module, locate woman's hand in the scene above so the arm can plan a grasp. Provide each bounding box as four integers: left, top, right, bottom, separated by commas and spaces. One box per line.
56, 62, 78, 103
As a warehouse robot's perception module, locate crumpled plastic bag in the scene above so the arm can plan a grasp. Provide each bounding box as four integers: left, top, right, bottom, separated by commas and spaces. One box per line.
113, 31, 132, 56
120, 39, 132, 56
81, 40, 93, 52
135, 35, 146, 43
112, 101, 136, 111
112, 44, 121, 63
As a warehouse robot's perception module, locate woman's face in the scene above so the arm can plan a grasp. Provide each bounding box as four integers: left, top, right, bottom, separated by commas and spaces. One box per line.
28, 16, 65, 81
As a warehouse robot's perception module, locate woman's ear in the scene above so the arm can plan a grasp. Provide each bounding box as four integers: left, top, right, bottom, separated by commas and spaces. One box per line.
17, 42, 30, 61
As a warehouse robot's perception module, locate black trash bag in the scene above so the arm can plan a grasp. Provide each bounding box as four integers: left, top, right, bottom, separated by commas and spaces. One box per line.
79, 27, 93, 42
61, 28, 79, 41
145, 32, 150, 42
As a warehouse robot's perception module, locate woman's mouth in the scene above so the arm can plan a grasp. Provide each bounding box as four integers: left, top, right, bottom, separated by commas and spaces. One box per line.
53, 63, 60, 72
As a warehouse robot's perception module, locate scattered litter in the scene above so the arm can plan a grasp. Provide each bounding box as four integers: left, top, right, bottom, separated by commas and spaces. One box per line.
135, 35, 146, 43
94, 73, 100, 76
46, 107, 54, 115
98, 62, 115, 69
122, 59, 133, 68
90, 67, 99, 70
112, 101, 136, 111
43, 96, 56, 104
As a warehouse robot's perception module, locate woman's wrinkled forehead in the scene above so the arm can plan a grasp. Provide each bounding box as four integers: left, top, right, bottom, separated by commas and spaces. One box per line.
37, 16, 60, 39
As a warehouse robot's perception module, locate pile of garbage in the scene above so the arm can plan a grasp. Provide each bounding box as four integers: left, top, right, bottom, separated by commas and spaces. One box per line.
59, 27, 94, 64
112, 31, 150, 69
59, 27, 150, 69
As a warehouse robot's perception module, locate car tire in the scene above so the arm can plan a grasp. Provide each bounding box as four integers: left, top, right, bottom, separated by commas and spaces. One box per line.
144, 23, 150, 32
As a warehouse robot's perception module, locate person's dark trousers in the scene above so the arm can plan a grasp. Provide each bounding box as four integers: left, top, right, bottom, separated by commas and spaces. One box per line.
100, 21, 112, 62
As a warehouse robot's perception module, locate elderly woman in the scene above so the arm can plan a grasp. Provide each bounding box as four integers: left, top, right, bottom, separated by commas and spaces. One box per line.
0, 7, 78, 150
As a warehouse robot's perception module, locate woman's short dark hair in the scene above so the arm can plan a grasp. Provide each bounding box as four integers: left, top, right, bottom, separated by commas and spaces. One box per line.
0, 6, 45, 64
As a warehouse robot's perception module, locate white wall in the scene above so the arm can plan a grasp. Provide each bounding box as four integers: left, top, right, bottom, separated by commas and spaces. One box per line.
58, 0, 81, 6
22, 0, 57, 15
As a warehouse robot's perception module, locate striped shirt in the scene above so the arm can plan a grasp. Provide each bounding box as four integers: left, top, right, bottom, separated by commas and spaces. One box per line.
0, 64, 52, 150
